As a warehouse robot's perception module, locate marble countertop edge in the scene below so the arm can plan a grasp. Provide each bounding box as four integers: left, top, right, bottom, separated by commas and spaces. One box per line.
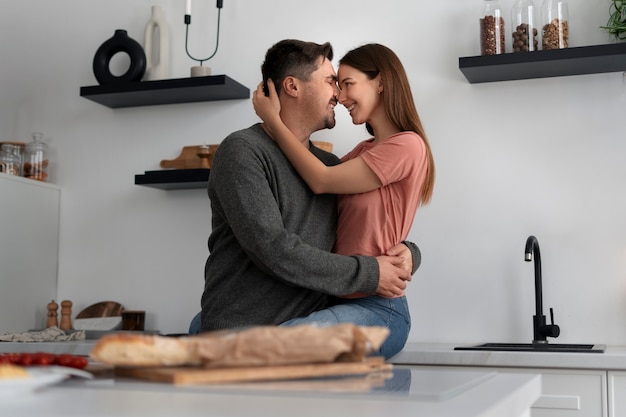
391, 343, 626, 371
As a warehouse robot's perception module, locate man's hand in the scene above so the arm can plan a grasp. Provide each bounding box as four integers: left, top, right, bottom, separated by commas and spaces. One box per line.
375, 255, 411, 298
386, 243, 414, 275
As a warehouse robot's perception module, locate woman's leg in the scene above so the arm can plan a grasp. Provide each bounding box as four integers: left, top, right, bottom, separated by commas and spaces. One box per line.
188, 311, 202, 334
280, 296, 410, 359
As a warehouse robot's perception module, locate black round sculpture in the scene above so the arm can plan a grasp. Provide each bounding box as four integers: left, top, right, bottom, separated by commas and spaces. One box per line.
92, 29, 146, 85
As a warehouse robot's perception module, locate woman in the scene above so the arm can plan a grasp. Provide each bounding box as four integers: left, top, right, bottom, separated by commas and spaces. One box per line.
253, 43, 435, 358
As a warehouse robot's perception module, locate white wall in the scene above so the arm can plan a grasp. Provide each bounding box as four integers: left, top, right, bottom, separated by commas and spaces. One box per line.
1, 0, 625, 344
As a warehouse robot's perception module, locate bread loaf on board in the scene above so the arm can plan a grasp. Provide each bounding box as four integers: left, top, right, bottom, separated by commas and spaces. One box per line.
90, 324, 389, 367
90, 333, 201, 366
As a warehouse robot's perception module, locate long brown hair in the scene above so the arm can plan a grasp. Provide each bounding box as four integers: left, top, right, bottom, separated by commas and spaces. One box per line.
339, 44, 435, 205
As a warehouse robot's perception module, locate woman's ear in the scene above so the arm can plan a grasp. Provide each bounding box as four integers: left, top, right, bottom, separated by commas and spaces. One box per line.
375, 74, 383, 94
282, 76, 299, 98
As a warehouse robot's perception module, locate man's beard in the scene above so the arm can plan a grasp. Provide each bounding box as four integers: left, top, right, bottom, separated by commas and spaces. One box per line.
323, 113, 336, 130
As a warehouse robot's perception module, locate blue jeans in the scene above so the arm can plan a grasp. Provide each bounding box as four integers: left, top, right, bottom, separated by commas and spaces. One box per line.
280, 295, 410, 359
189, 312, 202, 334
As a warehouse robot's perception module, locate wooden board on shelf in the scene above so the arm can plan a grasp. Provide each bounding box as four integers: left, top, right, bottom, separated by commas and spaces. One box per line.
160, 145, 219, 170
134, 140, 333, 190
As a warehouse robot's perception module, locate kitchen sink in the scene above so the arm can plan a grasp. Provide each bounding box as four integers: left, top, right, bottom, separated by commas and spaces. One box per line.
454, 343, 606, 353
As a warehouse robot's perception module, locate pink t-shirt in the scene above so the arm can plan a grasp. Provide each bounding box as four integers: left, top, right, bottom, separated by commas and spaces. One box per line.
334, 131, 428, 257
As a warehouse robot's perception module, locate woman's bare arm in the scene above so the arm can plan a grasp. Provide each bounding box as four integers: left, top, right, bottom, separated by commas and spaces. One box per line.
253, 80, 381, 194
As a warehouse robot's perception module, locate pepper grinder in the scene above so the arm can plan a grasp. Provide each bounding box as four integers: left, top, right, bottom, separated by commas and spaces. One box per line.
59, 300, 73, 331
46, 300, 59, 328
197, 144, 212, 168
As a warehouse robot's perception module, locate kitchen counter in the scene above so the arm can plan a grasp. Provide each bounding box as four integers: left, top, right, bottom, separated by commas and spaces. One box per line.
391, 343, 626, 370
4, 340, 626, 370
4, 340, 626, 371
1, 365, 540, 417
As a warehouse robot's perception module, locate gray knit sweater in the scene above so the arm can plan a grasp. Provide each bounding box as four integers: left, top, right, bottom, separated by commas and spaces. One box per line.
201, 124, 418, 330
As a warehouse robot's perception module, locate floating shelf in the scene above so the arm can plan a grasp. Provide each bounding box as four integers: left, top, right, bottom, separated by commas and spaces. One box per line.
80, 75, 250, 108
459, 42, 626, 83
135, 169, 209, 190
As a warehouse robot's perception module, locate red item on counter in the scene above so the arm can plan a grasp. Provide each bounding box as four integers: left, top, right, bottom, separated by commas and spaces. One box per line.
0, 352, 88, 369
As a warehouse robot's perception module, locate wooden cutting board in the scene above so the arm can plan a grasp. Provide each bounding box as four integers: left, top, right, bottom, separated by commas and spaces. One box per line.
160, 145, 219, 170
114, 357, 391, 385
159, 141, 332, 170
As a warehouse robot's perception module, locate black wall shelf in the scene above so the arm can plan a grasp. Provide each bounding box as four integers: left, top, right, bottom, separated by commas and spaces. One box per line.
135, 169, 209, 190
459, 42, 626, 83
80, 75, 250, 108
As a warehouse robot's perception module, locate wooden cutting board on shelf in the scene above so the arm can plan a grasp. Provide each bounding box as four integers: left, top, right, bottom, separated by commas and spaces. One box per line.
114, 357, 390, 385
159, 141, 332, 171
160, 145, 219, 170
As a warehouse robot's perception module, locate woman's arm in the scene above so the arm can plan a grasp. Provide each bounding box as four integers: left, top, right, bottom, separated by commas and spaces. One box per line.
253, 80, 381, 195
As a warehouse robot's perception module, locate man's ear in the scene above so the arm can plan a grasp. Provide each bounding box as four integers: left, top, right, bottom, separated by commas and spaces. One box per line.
282, 76, 299, 98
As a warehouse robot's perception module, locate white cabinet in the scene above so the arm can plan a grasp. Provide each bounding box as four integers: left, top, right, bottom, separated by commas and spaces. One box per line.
0, 173, 60, 332
445, 366, 607, 417
502, 369, 607, 417
609, 371, 626, 417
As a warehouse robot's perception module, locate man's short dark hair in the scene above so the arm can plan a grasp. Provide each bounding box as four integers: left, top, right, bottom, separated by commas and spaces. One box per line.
261, 39, 333, 95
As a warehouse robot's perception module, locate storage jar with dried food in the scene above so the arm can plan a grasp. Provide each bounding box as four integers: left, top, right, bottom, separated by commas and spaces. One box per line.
24, 132, 49, 181
0, 144, 22, 176
480, 0, 506, 55
541, 0, 569, 49
511, 0, 539, 52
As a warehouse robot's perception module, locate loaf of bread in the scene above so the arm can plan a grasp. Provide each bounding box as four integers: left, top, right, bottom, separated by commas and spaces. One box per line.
90, 333, 201, 366
192, 324, 388, 367
90, 324, 389, 368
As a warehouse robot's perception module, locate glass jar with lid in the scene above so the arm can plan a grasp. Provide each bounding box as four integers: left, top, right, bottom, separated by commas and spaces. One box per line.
511, 0, 539, 52
0, 144, 21, 176
541, 0, 569, 49
480, 0, 506, 55
23, 132, 49, 181
11, 143, 23, 174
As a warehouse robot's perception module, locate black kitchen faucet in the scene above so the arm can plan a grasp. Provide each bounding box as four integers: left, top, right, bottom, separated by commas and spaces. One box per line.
525, 235, 560, 345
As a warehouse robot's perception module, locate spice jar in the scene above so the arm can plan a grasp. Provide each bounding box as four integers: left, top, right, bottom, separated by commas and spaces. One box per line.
511, 0, 539, 52
480, 0, 506, 55
23, 132, 49, 181
541, 0, 569, 49
0, 144, 22, 176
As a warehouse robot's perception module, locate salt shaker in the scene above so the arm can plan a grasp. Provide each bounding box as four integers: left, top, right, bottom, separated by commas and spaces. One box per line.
480, 0, 506, 55
47, 300, 59, 328
59, 300, 73, 331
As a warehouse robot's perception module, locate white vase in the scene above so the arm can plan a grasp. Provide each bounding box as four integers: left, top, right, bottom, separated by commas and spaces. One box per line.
143, 5, 170, 80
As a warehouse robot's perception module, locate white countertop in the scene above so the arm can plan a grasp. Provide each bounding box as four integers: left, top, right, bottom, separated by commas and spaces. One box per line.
4, 340, 626, 371
1, 366, 540, 417
391, 343, 626, 370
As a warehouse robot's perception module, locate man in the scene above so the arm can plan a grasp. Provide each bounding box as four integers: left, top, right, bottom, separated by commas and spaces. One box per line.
200, 40, 419, 344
